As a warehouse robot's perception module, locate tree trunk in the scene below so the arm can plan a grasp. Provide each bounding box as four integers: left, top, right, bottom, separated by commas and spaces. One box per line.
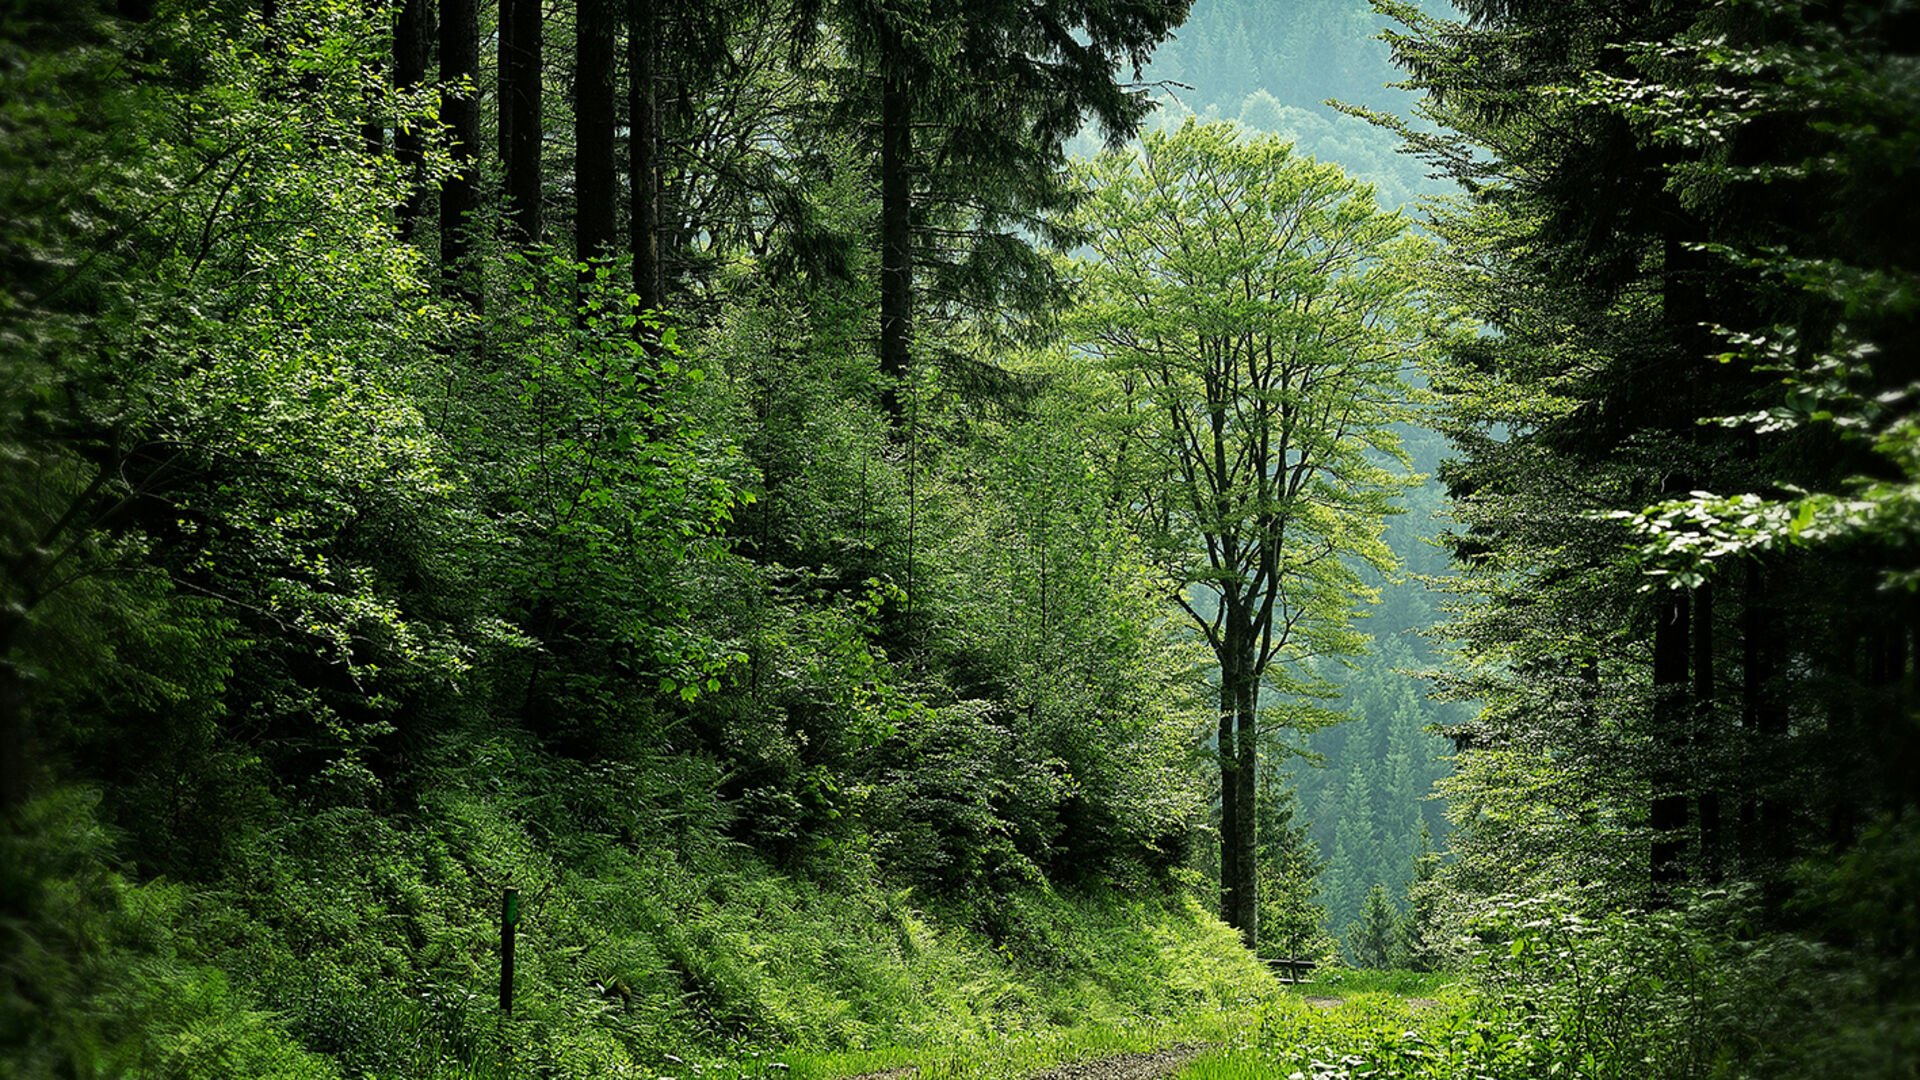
500, 0, 543, 244
1650, 582, 1691, 897
439, 0, 478, 297
394, 0, 431, 241
628, 0, 660, 311
1218, 661, 1240, 934
575, 0, 617, 265
1217, 631, 1258, 949
1740, 560, 1793, 875
1650, 225, 1705, 898
360, 47, 385, 159
497, 0, 512, 162
1693, 581, 1721, 881
0, 609, 26, 813
877, 49, 912, 425
1230, 668, 1259, 946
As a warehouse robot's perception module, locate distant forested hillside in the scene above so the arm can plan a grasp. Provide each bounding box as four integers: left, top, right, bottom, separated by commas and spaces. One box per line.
1137, 0, 1455, 211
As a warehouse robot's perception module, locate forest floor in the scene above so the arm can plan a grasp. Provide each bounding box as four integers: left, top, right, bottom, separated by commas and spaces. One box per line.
849, 1045, 1205, 1080
807, 974, 1464, 1080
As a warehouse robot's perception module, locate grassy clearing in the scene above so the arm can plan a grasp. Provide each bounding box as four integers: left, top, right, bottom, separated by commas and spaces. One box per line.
1297, 968, 1460, 999
1176, 976, 1473, 1080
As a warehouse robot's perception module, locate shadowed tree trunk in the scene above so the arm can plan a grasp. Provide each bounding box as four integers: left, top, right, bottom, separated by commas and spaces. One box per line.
575, 0, 617, 265
394, 0, 430, 241
1219, 626, 1258, 947
628, 0, 659, 311
877, 39, 912, 426
1650, 223, 1711, 899
499, 0, 542, 244
1650, 579, 1691, 897
439, 0, 478, 297
1218, 648, 1243, 941
1740, 560, 1794, 875
1694, 581, 1720, 881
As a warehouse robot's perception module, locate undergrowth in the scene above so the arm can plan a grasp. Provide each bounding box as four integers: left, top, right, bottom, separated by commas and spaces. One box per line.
2, 750, 1272, 1079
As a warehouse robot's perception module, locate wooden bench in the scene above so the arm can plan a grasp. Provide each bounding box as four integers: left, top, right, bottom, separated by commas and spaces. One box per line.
1265, 956, 1319, 984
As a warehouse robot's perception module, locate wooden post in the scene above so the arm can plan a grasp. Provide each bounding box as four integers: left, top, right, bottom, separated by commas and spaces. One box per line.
500, 886, 519, 1014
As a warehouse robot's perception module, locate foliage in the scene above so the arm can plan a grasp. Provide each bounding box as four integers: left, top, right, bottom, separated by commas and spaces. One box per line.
0, 0, 1281, 1075
1254, 762, 1336, 963
1581, 0, 1920, 595
0, 791, 337, 1078
0, 776, 1280, 1078
1346, 886, 1400, 970
1369, 0, 1920, 925
1068, 116, 1432, 942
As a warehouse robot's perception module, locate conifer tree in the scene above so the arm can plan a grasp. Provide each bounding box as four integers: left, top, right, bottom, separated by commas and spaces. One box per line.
499, 0, 543, 243
1348, 884, 1400, 969
1373, 0, 1919, 915
575, 0, 617, 262
1395, 823, 1441, 971
810, 0, 1194, 425
438, 0, 479, 298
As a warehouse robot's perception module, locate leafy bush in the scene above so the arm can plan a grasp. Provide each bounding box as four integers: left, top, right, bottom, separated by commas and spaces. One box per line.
0, 791, 337, 1079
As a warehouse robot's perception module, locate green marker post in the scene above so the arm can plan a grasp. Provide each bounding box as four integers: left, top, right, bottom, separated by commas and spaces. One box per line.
500, 886, 519, 1015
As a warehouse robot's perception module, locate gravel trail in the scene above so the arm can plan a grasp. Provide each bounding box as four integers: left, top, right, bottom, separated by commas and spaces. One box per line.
1027, 1043, 1204, 1080
847, 1042, 1204, 1080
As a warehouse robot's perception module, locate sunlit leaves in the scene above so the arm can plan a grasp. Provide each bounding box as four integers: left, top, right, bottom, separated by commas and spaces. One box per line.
1066, 117, 1427, 679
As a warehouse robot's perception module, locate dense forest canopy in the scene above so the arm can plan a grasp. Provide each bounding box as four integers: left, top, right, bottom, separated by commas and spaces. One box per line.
2, 0, 1915, 1077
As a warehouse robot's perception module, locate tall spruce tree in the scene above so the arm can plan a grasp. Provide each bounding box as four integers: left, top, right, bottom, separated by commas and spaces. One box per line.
1348, 883, 1399, 969
808, 0, 1193, 426
1373, 0, 1920, 913
499, 0, 543, 243
575, 0, 618, 263
438, 0, 479, 297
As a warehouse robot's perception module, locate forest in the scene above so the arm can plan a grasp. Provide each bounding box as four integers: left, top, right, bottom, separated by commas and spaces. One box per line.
1, 0, 1915, 1077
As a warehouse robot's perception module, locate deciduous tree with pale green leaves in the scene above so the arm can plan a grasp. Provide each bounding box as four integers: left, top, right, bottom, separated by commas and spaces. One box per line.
1066, 118, 1436, 947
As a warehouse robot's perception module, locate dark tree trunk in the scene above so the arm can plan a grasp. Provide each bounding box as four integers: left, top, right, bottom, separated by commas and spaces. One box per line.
1650, 583, 1691, 897
877, 52, 913, 425
1867, 619, 1913, 818
628, 0, 660, 311
394, 0, 431, 241
497, 0, 515, 164
1217, 622, 1258, 949
1231, 670, 1258, 946
1740, 560, 1794, 874
500, 0, 543, 243
0, 610, 26, 813
361, 51, 385, 159
575, 0, 618, 265
1650, 224, 1707, 898
1217, 670, 1239, 931
1693, 581, 1721, 881
1739, 562, 1761, 871
438, 0, 479, 296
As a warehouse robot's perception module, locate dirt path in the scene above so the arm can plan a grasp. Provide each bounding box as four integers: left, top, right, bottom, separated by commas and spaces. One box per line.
848, 1043, 1204, 1080
1028, 1044, 1205, 1080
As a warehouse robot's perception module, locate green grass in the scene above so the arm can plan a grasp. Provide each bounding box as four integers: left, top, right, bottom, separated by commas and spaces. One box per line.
1176, 974, 1474, 1080
774, 1009, 1241, 1080
1299, 967, 1461, 999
